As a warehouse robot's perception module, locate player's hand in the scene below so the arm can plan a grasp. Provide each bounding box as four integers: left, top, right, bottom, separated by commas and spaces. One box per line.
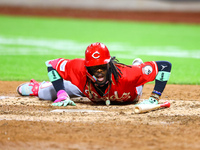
136, 97, 158, 105
52, 90, 76, 106
52, 99, 76, 106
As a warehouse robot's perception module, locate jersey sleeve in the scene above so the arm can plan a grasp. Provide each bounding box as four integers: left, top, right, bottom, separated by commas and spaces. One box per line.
50, 58, 87, 91
127, 61, 158, 87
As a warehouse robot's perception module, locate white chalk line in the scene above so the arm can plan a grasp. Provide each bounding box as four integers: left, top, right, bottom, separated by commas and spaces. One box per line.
51, 109, 104, 113
0, 36, 199, 59
0, 96, 199, 124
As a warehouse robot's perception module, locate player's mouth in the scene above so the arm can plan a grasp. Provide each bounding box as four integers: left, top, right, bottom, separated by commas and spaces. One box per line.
97, 77, 104, 82
95, 74, 106, 84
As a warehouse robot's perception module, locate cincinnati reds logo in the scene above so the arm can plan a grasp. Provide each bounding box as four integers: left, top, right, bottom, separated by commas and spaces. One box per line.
92, 51, 100, 59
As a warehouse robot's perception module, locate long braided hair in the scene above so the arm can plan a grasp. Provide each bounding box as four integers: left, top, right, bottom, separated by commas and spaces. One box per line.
109, 56, 129, 82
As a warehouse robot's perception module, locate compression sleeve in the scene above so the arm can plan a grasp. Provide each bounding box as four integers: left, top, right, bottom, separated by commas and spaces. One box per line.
46, 60, 65, 92
153, 61, 172, 96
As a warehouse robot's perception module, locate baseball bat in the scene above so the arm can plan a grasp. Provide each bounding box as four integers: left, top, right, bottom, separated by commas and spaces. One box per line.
133, 101, 170, 114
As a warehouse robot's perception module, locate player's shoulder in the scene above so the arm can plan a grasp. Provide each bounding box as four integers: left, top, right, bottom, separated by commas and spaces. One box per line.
59, 58, 84, 64
55, 58, 85, 70
142, 61, 157, 66
139, 61, 158, 75
140, 61, 158, 70
72, 58, 85, 62
116, 61, 157, 74
69, 58, 85, 65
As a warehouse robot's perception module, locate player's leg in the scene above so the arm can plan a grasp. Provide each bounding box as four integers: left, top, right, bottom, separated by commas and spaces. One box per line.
135, 85, 143, 102
38, 80, 84, 100
132, 58, 144, 102
17, 79, 84, 101
132, 58, 143, 66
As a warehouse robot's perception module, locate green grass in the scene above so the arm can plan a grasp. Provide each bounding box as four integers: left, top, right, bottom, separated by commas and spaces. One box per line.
0, 15, 200, 84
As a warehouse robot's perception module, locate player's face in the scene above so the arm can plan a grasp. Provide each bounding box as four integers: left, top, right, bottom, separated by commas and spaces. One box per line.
89, 64, 108, 84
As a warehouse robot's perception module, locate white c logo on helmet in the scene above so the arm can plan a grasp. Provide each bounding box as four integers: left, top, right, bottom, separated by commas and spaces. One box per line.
92, 51, 100, 59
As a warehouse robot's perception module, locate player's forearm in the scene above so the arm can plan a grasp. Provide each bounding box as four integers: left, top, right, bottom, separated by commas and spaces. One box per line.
46, 60, 65, 92
152, 61, 172, 100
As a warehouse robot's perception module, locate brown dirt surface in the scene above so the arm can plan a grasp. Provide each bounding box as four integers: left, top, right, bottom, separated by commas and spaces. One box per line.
0, 81, 200, 150
0, 6, 200, 24
0, 6, 200, 150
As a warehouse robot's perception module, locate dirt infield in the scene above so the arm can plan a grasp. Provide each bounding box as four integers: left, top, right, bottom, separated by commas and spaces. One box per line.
0, 7, 200, 150
0, 81, 200, 150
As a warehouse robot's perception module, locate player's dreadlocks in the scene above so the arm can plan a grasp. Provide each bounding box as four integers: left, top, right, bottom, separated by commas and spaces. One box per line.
109, 56, 132, 82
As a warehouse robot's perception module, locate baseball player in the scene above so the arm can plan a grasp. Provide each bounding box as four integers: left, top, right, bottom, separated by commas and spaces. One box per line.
17, 42, 172, 106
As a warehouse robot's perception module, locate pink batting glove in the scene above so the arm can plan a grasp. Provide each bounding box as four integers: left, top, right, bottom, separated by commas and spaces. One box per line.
54, 90, 69, 103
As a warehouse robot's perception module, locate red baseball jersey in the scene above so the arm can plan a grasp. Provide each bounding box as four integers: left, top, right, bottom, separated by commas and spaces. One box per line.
49, 58, 158, 103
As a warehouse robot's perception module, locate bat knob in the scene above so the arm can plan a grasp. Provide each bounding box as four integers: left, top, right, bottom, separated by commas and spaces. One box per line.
161, 101, 170, 108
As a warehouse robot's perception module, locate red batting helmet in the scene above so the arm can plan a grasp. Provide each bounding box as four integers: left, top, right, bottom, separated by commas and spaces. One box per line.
85, 42, 111, 67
